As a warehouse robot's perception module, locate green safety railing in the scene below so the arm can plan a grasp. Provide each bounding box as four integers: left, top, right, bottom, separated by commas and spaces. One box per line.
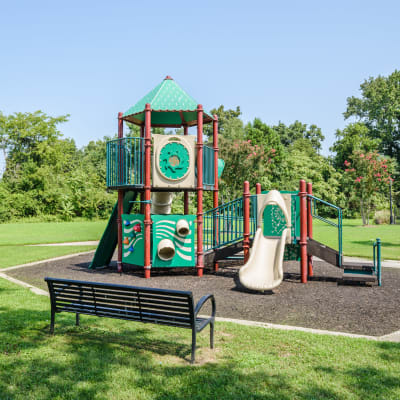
203, 195, 257, 252
308, 194, 343, 267
373, 238, 382, 286
203, 145, 215, 188
106, 137, 144, 189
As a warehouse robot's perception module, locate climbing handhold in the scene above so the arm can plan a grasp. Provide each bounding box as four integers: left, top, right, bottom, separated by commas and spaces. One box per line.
128, 246, 135, 252
124, 220, 131, 226
123, 238, 129, 245
133, 224, 141, 233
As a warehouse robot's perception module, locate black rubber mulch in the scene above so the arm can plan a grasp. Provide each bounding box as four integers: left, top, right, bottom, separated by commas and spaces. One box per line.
6, 253, 400, 336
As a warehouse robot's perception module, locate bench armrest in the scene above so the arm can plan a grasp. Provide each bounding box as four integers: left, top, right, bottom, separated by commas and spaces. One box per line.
194, 294, 216, 319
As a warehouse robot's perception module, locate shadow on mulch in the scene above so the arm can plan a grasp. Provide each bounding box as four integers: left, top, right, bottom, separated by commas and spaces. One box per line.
5, 253, 400, 337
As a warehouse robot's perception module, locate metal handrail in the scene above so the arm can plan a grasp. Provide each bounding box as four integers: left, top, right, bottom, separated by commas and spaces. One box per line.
307, 194, 343, 267
203, 195, 257, 252
106, 137, 144, 188
373, 238, 382, 286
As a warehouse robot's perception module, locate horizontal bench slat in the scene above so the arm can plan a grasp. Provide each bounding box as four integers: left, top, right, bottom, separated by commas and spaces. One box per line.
53, 289, 190, 309
48, 278, 192, 297
52, 285, 191, 304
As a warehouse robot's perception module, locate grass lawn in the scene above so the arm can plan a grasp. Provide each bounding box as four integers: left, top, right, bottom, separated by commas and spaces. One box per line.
1, 278, 400, 399
0, 220, 107, 245
0, 245, 96, 269
0, 220, 103, 268
313, 219, 400, 260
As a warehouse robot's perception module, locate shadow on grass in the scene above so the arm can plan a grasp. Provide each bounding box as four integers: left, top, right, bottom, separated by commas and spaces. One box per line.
351, 240, 399, 248
1, 305, 400, 399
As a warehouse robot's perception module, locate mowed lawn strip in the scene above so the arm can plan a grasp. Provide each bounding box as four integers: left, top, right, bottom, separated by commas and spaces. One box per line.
313, 218, 400, 260
0, 220, 107, 245
0, 245, 96, 269
1, 278, 400, 400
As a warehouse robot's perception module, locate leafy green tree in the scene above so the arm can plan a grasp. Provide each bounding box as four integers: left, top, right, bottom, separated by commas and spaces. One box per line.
276, 139, 342, 208
272, 121, 325, 152
342, 150, 395, 225
344, 70, 400, 162
330, 122, 381, 170
204, 105, 245, 140
219, 136, 277, 201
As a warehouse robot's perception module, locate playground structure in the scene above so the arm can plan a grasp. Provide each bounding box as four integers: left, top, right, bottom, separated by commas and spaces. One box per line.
90, 76, 382, 286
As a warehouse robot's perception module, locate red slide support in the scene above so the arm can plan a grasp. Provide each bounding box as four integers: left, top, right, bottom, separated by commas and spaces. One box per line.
243, 181, 250, 263
196, 105, 204, 277
117, 112, 124, 273
307, 182, 313, 277
299, 179, 307, 283
144, 104, 152, 278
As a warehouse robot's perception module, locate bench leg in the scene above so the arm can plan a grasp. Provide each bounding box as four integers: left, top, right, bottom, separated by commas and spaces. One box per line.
76, 313, 80, 327
210, 321, 214, 349
191, 330, 196, 364
50, 310, 55, 334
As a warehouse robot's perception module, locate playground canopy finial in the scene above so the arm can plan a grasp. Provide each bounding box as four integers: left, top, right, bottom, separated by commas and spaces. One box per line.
122, 76, 214, 127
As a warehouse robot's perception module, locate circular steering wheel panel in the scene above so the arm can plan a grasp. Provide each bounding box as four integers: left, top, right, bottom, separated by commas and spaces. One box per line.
159, 142, 190, 180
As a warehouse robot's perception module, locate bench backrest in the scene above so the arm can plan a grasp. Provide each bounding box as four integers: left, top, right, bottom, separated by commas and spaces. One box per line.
45, 277, 195, 329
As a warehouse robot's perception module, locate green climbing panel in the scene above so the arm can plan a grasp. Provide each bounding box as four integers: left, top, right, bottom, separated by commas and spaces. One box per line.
159, 142, 190, 180
152, 214, 196, 267
262, 191, 300, 240
121, 214, 145, 266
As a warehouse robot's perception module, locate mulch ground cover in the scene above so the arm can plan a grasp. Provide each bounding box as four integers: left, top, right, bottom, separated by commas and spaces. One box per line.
6, 253, 400, 336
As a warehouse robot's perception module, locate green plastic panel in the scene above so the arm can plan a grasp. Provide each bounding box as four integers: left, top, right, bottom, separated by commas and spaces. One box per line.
284, 243, 300, 261
121, 214, 145, 266
152, 214, 196, 267
159, 142, 190, 180
261, 191, 300, 241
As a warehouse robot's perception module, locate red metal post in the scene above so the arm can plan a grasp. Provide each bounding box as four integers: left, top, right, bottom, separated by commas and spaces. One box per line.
243, 181, 250, 263
213, 115, 219, 271
307, 182, 313, 277
117, 112, 124, 273
144, 104, 152, 279
183, 125, 189, 215
140, 125, 145, 214
299, 179, 307, 283
196, 105, 204, 277
256, 183, 261, 195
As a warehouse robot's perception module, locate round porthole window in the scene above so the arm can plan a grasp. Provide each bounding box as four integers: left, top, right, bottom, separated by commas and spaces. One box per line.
159, 142, 190, 180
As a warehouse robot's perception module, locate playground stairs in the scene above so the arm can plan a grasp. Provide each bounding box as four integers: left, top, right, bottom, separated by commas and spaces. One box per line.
204, 240, 248, 266
308, 238, 377, 284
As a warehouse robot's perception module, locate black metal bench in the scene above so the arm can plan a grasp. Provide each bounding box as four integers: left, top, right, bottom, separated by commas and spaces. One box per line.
45, 277, 215, 363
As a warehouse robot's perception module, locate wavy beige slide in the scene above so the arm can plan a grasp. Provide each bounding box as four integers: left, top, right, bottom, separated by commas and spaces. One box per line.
239, 190, 289, 291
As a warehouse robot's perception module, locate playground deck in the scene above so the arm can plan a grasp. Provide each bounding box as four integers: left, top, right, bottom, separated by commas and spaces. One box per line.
6, 253, 400, 337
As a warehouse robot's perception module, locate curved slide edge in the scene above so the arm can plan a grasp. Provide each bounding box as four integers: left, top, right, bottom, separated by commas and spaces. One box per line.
239, 189, 289, 291
239, 228, 288, 291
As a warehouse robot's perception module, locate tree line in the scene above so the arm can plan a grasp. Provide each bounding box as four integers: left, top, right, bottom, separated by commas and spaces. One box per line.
0, 70, 399, 224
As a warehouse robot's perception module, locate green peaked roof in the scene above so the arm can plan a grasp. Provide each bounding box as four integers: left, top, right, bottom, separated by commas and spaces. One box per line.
122, 76, 214, 127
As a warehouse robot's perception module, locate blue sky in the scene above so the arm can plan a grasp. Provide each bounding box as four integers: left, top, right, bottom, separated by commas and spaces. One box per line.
1, 0, 399, 162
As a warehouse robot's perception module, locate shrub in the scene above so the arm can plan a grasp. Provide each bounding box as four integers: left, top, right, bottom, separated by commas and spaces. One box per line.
374, 209, 390, 224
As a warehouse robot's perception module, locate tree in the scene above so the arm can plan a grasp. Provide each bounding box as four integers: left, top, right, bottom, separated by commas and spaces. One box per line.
342, 150, 395, 225
219, 136, 277, 201
204, 105, 244, 141
330, 122, 381, 170
271, 120, 325, 152
344, 70, 400, 163
275, 139, 342, 207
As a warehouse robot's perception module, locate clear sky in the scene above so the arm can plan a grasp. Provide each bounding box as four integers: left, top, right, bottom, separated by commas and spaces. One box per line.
1, 0, 399, 161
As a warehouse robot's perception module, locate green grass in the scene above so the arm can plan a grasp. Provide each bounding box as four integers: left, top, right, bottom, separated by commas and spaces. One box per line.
1, 278, 400, 399
313, 219, 400, 260
0, 220, 103, 268
0, 245, 96, 269
0, 220, 107, 245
